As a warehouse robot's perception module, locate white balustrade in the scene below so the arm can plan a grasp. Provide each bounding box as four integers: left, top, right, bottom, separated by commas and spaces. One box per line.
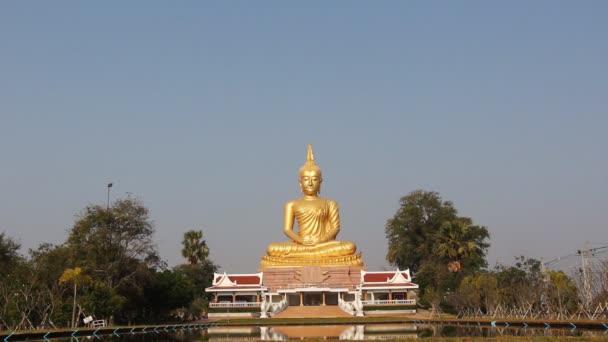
338, 296, 355, 315
270, 298, 288, 316
361, 299, 416, 305
209, 301, 262, 308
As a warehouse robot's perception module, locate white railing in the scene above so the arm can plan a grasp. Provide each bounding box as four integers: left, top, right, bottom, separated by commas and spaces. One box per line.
277, 283, 355, 290
269, 298, 287, 317
91, 320, 107, 327
362, 299, 416, 305
209, 301, 262, 308
338, 296, 355, 315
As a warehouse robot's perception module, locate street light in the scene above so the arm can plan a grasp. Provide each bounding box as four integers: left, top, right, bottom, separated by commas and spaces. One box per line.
107, 183, 113, 209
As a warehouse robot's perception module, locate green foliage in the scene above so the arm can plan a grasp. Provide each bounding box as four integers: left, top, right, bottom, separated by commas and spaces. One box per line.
66, 198, 161, 288
28, 243, 69, 286
449, 272, 499, 314
386, 190, 459, 273
140, 263, 217, 322
181, 230, 210, 265
386, 190, 490, 274
449, 256, 580, 318
59, 267, 93, 327
385, 190, 490, 311
63, 198, 162, 324
434, 220, 489, 272
189, 297, 208, 317
415, 260, 452, 301
1, 241, 74, 330
140, 269, 195, 322
0, 198, 219, 329
174, 262, 217, 291
0, 258, 29, 328
80, 281, 126, 319
546, 270, 579, 313
0, 232, 21, 274
27, 244, 71, 327
494, 256, 544, 307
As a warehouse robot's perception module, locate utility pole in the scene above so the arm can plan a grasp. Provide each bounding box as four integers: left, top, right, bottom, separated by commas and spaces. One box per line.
581, 241, 592, 310
540, 257, 548, 281
540, 257, 549, 314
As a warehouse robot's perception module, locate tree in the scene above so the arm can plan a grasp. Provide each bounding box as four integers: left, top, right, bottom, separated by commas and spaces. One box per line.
58, 267, 91, 327
450, 273, 498, 315
0, 242, 72, 331
27, 243, 71, 329
177, 229, 217, 319
0, 232, 21, 273
491, 257, 545, 317
138, 261, 218, 323
434, 220, 489, 272
64, 197, 161, 323
1, 199, 223, 327
0, 232, 24, 329
66, 198, 161, 289
385, 190, 490, 312
181, 230, 210, 265
546, 270, 578, 318
385, 190, 459, 273
385, 190, 490, 274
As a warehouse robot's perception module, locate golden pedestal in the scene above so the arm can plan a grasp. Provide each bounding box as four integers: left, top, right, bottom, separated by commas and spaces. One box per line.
260, 253, 364, 269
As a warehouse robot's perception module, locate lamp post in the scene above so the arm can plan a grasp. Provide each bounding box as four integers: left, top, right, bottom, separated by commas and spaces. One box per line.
107, 183, 113, 209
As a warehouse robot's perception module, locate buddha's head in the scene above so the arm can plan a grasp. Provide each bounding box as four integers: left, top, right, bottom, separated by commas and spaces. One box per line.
298, 144, 323, 196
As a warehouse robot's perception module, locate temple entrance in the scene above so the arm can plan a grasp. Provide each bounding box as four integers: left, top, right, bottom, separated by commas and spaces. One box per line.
303, 293, 323, 306
287, 294, 300, 306
284, 292, 342, 306
325, 292, 338, 305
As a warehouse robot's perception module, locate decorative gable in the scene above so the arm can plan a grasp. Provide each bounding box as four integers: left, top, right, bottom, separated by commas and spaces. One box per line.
213, 273, 238, 287
361, 269, 412, 284
387, 269, 411, 283
211, 272, 263, 287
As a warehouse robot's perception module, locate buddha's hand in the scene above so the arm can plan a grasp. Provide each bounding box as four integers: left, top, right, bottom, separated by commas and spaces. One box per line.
302, 236, 319, 246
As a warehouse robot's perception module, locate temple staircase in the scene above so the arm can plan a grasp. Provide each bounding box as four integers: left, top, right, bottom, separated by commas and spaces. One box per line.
271, 305, 352, 318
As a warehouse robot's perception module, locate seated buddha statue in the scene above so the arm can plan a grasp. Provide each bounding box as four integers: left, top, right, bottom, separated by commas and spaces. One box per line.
261, 145, 363, 268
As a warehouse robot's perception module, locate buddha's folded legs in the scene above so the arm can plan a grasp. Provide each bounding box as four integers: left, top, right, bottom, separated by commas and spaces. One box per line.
267, 240, 356, 258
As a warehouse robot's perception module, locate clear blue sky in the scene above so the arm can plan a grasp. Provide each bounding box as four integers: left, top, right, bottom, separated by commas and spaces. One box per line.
1, 1, 607, 273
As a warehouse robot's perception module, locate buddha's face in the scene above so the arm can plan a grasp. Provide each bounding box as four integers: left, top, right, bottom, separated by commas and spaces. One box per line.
299, 170, 322, 196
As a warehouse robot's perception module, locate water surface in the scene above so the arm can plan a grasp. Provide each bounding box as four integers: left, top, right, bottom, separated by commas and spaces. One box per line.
32, 323, 608, 341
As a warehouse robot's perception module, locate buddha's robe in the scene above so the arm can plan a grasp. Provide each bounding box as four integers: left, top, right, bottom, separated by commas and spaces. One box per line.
266, 198, 356, 258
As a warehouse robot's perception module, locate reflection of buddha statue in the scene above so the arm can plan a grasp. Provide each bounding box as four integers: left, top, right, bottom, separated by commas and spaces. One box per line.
261, 145, 363, 268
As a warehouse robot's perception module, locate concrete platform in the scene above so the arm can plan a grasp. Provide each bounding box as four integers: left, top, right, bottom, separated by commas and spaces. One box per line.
272, 305, 351, 318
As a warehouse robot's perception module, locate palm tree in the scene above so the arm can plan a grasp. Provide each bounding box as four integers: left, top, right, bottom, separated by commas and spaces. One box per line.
181, 230, 209, 265
59, 267, 92, 328
434, 220, 488, 272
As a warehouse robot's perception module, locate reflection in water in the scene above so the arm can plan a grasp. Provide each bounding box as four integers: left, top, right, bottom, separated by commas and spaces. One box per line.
44, 323, 608, 341
207, 324, 606, 341
207, 324, 418, 340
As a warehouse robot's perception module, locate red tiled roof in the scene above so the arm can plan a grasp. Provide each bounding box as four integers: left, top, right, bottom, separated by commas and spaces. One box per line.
209, 285, 263, 290
363, 271, 410, 283
363, 272, 394, 282
360, 282, 417, 288
227, 275, 261, 285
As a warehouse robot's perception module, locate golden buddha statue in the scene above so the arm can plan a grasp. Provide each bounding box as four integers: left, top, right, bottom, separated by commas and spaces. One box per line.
260, 145, 363, 268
